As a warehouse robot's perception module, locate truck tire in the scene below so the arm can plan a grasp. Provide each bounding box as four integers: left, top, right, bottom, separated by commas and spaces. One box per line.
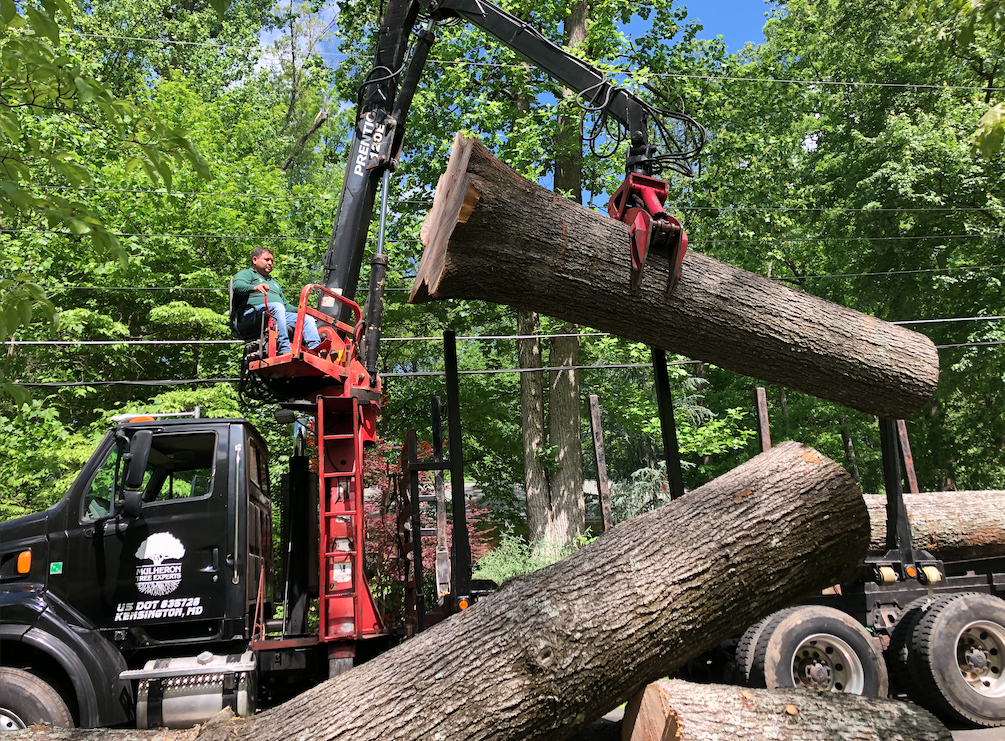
0, 667, 74, 730
734, 608, 798, 685
889, 596, 936, 696
907, 592, 1005, 727
748, 605, 888, 697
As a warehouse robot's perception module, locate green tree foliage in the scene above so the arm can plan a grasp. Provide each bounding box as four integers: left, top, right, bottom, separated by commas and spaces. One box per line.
677, 0, 1004, 490
906, 0, 1005, 155
0, 0, 234, 403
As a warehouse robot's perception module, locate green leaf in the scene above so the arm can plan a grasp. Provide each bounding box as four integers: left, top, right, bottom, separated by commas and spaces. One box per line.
0, 0, 16, 25
1, 383, 31, 408
974, 102, 1005, 158
0, 111, 21, 143
24, 6, 59, 45
73, 76, 98, 103
51, 0, 74, 22
208, 0, 233, 20
53, 159, 91, 187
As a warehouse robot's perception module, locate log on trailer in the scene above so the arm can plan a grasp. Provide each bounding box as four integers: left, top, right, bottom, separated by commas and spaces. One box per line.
623, 679, 952, 741
11, 442, 869, 741
411, 134, 939, 420
865, 490, 1005, 560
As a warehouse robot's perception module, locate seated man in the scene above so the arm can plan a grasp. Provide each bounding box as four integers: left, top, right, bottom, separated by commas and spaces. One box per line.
232, 246, 321, 354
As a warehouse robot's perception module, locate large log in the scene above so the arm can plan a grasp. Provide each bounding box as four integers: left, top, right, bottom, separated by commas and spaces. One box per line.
12, 442, 869, 741
865, 490, 1005, 560
623, 679, 951, 741
411, 134, 939, 419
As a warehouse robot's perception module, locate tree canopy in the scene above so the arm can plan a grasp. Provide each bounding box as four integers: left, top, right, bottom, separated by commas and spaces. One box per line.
1, 0, 1001, 530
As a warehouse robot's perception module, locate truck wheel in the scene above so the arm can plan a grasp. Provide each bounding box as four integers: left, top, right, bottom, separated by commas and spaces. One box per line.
888, 596, 936, 696
0, 668, 74, 730
750, 605, 888, 697
908, 592, 1005, 727
734, 608, 798, 685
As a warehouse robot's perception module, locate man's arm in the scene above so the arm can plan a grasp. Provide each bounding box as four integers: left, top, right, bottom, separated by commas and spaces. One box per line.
232, 268, 263, 298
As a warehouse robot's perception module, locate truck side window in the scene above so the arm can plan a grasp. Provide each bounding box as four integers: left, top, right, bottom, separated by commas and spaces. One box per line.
143, 433, 216, 504
247, 441, 269, 498
82, 445, 122, 521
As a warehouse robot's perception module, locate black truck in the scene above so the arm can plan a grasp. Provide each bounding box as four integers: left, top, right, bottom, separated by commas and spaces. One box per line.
0, 417, 286, 729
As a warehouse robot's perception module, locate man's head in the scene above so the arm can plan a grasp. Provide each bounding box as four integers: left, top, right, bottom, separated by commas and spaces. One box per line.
251, 247, 274, 277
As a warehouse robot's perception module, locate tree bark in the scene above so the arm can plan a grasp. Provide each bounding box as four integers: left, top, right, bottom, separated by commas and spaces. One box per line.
520, 308, 551, 542
545, 323, 586, 546
14, 442, 869, 741
412, 134, 940, 420
623, 679, 951, 741
865, 490, 1005, 560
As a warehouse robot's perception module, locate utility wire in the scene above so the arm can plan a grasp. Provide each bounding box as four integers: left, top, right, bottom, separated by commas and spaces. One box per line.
34, 185, 337, 201
26, 186, 1005, 213
2, 229, 327, 241
8, 317, 1002, 347
36, 264, 1005, 294
61, 31, 1005, 92
13, 340, 1000, 387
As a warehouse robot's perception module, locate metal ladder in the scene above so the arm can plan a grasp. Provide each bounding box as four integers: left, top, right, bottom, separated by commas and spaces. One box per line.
317, 394, 384, 643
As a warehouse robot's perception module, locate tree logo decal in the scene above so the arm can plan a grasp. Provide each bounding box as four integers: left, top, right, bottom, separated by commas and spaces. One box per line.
135, 532, 186, 596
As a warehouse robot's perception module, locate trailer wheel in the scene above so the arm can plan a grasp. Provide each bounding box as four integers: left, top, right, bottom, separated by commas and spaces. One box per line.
0, 668, 74, 730
749, 605, 888, 697
907, 592, 1005, 727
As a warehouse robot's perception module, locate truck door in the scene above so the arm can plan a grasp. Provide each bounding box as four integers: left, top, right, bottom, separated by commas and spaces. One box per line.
64, 428, 231, 635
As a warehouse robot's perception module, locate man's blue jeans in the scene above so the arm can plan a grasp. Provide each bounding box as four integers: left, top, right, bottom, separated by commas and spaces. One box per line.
238, 303, 320, 354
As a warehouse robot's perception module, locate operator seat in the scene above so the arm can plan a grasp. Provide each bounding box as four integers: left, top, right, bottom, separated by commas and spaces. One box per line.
228, 279, 267, 340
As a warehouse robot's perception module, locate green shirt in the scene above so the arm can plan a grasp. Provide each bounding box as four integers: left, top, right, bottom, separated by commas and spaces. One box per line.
231, 268, 297, 314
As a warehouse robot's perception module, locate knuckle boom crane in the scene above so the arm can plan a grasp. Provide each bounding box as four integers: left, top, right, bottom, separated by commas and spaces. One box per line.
244, 0, 706, 687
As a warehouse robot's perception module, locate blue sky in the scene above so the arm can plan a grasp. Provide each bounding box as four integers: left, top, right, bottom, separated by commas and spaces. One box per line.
664, 0, 769, 52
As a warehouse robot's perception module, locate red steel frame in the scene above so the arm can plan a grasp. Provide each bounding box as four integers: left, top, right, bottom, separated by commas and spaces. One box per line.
248, 284, 385, 649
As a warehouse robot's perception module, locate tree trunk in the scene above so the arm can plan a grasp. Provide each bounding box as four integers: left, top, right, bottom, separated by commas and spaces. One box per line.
544, 323, 586, 546
412, 135, 940, 420
623, 679, 951, 741
865, 490, 1005, 560
16, 442, 869, 741
520, 308, 551, 542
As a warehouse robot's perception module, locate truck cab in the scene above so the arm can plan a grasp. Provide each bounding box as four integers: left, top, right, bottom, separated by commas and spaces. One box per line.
0, 418, 273, 729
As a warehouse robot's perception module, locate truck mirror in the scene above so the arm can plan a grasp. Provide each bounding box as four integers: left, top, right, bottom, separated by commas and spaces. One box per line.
121, 489, 143, 518
123, 430, 153, 490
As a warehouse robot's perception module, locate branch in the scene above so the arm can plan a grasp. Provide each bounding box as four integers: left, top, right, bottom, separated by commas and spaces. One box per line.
280, 105, 329, 172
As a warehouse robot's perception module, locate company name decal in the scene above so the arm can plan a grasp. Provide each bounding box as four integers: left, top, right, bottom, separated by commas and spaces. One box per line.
352, 111, 388, 177
134, 532, 186, 596
115, 597, 203, 622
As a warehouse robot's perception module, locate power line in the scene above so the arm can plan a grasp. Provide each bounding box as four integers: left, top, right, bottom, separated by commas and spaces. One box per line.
650, 71, 1005, 92
784, 264, 1005, 279
699, 234, 1000, 244
35, 185, 336, 201
27, 186, 1005, 213
35, 264, 1004, 294
894, 315, 1005, 325
8, 317, 1002, 348
70, 30, 350, 60
679, 205, 1001, 213
2, 229, 327, 241
62, 30, 1005, 92
424, 58, 1005, 91
936, 341, 1005, 348
13, 339, 999, 387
